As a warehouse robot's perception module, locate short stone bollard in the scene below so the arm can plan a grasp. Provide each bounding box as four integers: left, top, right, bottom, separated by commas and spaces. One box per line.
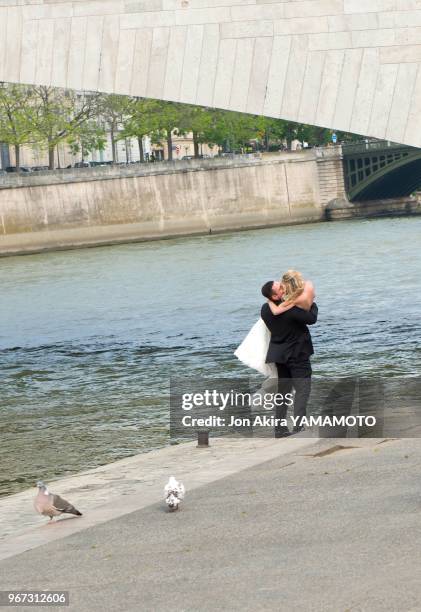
197, 430, 209, 448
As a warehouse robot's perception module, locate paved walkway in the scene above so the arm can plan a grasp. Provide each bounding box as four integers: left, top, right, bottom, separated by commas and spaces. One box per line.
0, 435, 318, 560
1, 437, 420, 611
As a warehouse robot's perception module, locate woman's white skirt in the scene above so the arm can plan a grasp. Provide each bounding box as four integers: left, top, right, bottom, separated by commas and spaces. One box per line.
234, 318, 277, 378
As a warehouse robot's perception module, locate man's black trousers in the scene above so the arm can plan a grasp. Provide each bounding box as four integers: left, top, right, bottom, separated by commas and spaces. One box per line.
275, 359, 312, 430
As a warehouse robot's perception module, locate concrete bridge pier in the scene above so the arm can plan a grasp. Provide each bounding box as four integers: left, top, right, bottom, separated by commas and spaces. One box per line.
315, 146, 349, 211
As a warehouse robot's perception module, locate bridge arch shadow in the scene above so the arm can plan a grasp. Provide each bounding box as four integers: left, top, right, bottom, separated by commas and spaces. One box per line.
343, 142, 421, 201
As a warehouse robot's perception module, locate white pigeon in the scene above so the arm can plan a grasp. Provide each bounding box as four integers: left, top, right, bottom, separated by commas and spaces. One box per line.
34, 481, 82, 522
164, 476, 185, 512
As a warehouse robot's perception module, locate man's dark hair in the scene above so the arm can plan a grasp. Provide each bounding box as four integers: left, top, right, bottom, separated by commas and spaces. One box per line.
261, 281, 275, 300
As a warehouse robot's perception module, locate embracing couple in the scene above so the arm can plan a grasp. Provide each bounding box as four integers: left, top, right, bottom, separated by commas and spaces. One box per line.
235, 270, 318, 438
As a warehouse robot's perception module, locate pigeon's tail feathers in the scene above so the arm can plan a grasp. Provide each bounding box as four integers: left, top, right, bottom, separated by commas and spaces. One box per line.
164, 477, 185, 498
164, 476, 178, 493
60, 503, 82, 517
52, 494, 82, 516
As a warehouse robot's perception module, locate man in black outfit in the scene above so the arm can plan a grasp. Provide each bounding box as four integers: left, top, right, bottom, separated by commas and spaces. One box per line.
261, 281, 318, 437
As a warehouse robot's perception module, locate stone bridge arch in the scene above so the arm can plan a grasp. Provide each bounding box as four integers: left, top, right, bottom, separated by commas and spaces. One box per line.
1, 0, 421, 147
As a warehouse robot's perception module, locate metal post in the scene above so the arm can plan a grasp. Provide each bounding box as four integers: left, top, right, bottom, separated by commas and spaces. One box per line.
197, 431, 209, 448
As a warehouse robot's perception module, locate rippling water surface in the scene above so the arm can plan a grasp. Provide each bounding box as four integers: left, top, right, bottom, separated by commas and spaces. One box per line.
1, 217, 420, 496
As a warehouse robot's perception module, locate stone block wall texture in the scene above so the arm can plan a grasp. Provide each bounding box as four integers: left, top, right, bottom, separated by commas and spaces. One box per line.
0, 0, 421, 146
0, 151, 345, 254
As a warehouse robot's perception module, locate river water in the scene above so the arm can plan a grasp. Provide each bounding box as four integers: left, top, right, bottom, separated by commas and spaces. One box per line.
1, 216, 420, 496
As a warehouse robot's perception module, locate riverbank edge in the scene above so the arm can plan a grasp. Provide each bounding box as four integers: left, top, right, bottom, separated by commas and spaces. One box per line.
0, 435, 322, 561
1, 199, 420, 257
0, 149, 345, 256
0, 213, 322, 257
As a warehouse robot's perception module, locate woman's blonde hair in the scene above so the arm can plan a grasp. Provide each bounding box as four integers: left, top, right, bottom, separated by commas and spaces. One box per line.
281, 270, 305, 303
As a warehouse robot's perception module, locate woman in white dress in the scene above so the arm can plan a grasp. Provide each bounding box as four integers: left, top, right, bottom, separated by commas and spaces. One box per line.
234, 271, 315, 377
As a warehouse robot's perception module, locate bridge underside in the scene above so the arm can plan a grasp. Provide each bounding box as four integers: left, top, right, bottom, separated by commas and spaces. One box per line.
351, 159, 421, 202
1, 1, 421, 147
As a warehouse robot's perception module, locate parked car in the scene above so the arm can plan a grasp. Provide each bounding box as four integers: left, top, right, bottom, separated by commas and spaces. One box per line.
5, 166, 32, 173
31, 165, 49, 172
74, 161, 90, 168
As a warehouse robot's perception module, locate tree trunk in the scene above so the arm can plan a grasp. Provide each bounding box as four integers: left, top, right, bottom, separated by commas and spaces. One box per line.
167, 130, 173, 161
110, 127, 117, 163
285, 128, 294, 151
193, 131, 200, 158
264, 130, 270, 151
48, 145, 55, 170
56, 144, 61, 169
14, 144, 20, 172
125, 139, 129, 164
138, 137, 144, 162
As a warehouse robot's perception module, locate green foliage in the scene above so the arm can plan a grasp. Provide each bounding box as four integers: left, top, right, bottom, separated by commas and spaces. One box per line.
152, 101, 186, 160
0, 82, 364, 167
99, 94, 133, 129
30, 87, 102, 168
0, 84, 34, 144
120, 98, 162, 140
67, 121, 107, 161
207, 110, 260, 151
0, 83, 37, 169
99, 94, 134, 162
